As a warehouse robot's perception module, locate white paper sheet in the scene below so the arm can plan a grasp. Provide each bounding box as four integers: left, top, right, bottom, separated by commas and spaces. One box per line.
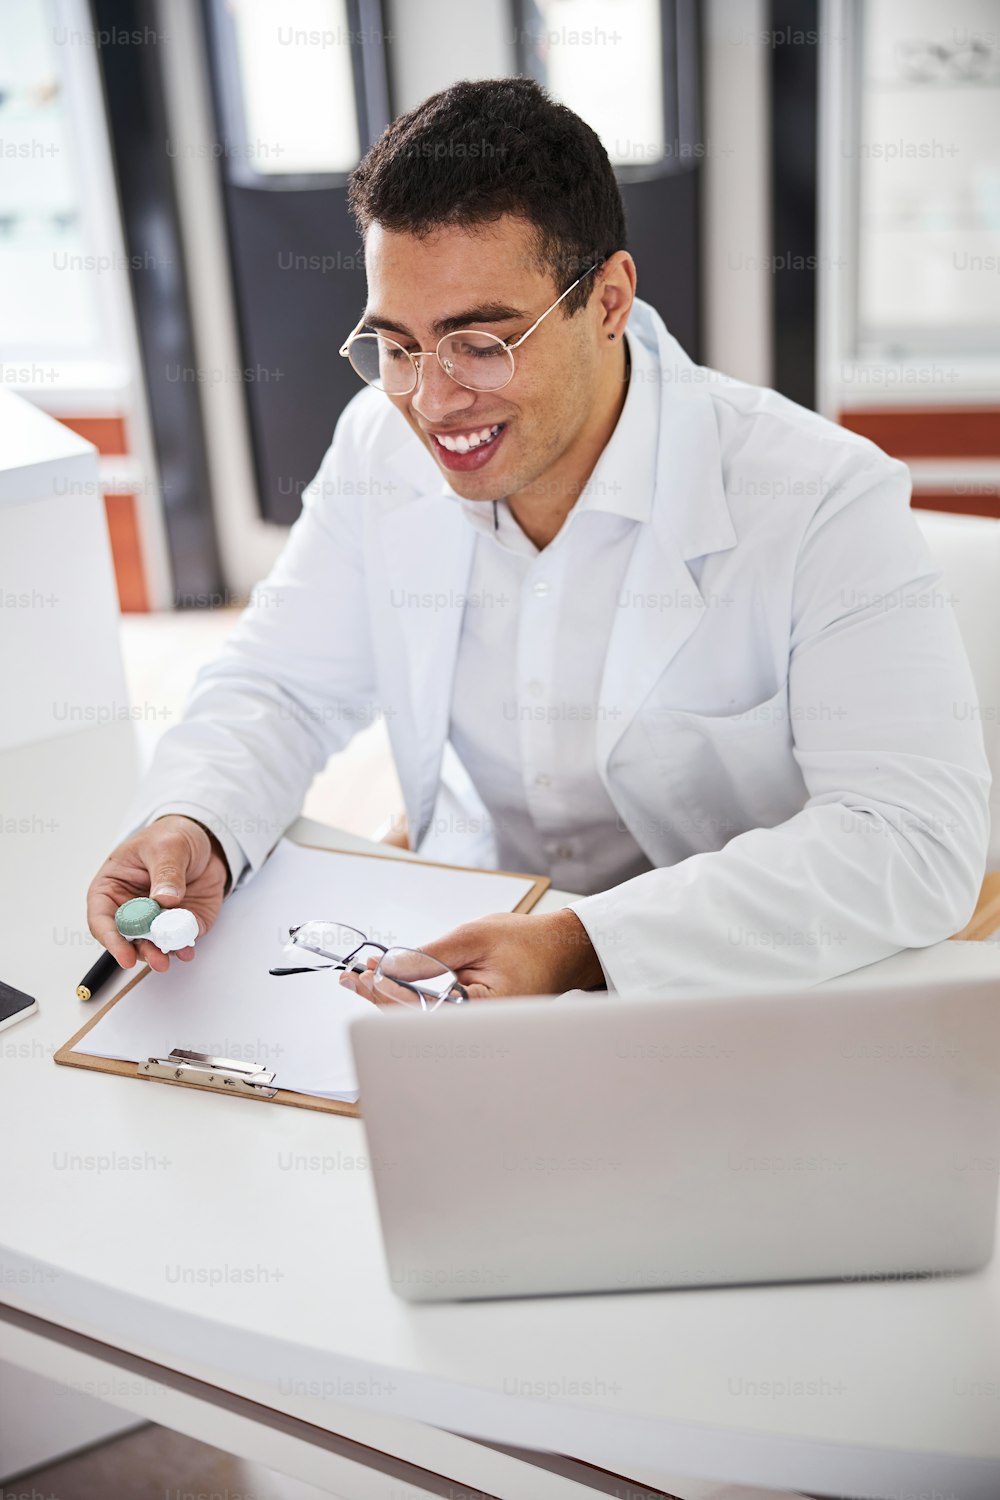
73, 840, 537, 1100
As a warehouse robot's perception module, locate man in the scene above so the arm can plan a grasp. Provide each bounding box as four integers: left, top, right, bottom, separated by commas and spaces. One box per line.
87, 78, 990, 1000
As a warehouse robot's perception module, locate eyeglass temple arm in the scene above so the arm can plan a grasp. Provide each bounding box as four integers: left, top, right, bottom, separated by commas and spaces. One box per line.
269, 960, 369, 977
505, 261, 601, 352
339, 314, 366, 358
287, 926, 389, 959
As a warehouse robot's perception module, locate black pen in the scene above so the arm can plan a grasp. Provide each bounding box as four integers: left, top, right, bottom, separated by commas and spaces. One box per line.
76, 950, 120, 1002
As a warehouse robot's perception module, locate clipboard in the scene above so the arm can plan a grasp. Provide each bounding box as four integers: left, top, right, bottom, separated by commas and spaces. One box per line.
54, 839, 550, 1119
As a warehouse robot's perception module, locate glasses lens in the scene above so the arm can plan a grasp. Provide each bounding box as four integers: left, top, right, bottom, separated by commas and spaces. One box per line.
289, 922, 366, 963
348, 334, 415, 394
374, 947, 459, 1010
439, 331, 514, 391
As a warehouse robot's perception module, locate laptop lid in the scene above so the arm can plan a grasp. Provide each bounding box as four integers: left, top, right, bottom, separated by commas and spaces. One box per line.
350, 978, 1000, 1302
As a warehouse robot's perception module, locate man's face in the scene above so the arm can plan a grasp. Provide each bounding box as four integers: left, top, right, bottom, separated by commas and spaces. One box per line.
361, 217, 604, 503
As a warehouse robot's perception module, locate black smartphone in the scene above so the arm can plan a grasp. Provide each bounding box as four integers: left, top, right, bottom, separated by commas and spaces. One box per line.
0, 980, 38, 1033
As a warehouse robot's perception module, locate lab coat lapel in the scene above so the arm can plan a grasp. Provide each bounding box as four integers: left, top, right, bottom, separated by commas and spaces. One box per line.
595, 310, 738, 772
594, 528, 705, 770
376, 490, 475, 846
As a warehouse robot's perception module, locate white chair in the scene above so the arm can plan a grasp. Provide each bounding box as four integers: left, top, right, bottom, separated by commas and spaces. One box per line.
915, 509, 1000, 939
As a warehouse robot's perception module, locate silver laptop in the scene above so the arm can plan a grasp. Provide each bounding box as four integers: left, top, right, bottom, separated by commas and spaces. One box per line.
350, 978, 1000, 1302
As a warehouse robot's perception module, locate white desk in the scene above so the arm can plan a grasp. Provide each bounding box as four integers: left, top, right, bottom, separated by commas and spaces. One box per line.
2, 721, 1000, 1500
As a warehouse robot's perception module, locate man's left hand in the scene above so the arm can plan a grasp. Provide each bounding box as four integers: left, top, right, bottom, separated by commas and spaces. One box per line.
339, 907, 605, 1003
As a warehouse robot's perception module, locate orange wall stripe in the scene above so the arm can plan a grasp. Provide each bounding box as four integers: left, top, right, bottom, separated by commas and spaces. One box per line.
57, 415, 129, 455
839, 408, 1000, 460
103, 493, 150, 612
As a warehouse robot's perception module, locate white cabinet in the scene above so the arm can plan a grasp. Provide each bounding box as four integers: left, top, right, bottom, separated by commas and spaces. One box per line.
0, 390, 128, 752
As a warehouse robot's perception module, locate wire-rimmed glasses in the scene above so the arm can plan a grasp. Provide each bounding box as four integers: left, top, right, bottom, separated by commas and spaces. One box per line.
338, 261, 602, 395
269, 921, 469, 1011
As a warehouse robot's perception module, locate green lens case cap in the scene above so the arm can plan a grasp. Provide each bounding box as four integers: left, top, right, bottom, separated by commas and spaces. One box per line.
115, 897, 162, 939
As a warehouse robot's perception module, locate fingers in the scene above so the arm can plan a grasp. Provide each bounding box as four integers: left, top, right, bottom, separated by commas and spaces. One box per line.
414, 932, 464, 969
149, 818, 218, 905
87, 889, 137, 968
338, 969, 492, 1004
86, 822, 208, 969
87, 881, 171, 971
458, 982, 493, 1001
132, 937, 171, 973
339, 969, 379, 1004
147, 853, 187, 906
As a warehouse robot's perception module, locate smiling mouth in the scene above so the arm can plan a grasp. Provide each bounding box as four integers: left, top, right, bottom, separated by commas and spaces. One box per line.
429, 422, 505, 454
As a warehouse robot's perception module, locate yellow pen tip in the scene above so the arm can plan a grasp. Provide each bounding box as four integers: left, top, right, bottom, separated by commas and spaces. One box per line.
76, 985, 91, 1001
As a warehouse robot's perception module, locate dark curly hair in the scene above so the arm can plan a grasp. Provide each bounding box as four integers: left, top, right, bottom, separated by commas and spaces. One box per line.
347, 76, 627, 317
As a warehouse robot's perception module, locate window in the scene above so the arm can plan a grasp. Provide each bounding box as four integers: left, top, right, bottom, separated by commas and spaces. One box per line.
519, 0, 671, 171
222, 0, 361, 179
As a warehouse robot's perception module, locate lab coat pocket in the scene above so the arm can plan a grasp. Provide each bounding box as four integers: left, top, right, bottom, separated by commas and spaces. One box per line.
637, 680, 804, 848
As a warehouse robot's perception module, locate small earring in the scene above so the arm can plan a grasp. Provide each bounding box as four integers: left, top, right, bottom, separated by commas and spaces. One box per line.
607, 332, 616, 341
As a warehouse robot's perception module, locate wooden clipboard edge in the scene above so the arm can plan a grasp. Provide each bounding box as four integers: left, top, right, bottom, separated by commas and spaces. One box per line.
52, 969, 360, 1118
52, 839, 551, 1118
288, 836, 552, 915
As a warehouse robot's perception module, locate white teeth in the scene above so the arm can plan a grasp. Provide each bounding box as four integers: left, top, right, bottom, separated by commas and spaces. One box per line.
436, 424, 502, 453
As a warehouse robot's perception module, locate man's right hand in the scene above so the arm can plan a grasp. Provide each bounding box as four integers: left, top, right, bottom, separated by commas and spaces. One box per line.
87, 815, 228, 973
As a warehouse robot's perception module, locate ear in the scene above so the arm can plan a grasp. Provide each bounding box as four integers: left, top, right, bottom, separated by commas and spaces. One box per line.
597, 251, 637, 340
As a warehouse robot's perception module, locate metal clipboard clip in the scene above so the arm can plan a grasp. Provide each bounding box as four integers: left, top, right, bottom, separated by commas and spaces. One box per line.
138, 1048, 278, 1098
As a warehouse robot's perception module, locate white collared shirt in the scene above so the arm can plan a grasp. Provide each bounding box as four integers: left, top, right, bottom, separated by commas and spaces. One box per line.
446, 328, 659, 896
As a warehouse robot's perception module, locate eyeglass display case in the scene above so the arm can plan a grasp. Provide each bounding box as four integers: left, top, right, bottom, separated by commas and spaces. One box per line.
818, 0, 1000, 517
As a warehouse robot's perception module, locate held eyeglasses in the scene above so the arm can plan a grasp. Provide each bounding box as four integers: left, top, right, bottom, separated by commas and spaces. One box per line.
270, 921, 469, 1011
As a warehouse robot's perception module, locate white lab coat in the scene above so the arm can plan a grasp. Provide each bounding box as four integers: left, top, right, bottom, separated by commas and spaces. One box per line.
127, 296, 991, 991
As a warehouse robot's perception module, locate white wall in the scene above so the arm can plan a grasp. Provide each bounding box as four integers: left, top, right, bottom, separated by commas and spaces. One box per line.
701, 0, 773, 385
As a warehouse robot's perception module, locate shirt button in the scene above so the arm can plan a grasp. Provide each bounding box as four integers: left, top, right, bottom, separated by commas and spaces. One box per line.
534, 772, 551, 788
532, 579, 550, 598
526, 679, 544, 698
555, 844, 574, 861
